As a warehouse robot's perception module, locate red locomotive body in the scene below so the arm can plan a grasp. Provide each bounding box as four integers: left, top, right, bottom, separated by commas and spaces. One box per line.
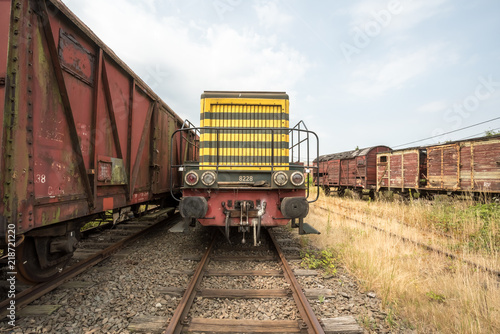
0, 0, 188, 282
173, 92, 319, 244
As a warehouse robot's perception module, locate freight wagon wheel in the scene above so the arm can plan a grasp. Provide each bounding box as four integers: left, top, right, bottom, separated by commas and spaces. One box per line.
323, 186, 330, 196
16, 237, 71, 284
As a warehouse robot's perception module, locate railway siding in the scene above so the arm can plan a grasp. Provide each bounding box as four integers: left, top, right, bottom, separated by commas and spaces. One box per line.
0, 222, 409, 333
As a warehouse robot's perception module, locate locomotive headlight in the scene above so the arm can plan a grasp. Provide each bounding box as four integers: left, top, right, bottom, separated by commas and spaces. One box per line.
273, 171, 288, 186
185, 171, 199, 186
290, 172, 305, 186
201, 171, 216, 186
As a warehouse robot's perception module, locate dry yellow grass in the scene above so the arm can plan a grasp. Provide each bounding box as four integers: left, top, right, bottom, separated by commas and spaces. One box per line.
305, 192, 500, 333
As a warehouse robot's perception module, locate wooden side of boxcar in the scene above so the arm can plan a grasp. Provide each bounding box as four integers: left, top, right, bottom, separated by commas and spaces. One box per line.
377, 149, 420, 191
425, 136, 500, 193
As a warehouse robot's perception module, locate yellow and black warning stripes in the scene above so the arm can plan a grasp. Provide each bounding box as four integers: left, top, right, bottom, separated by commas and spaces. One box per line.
199, 92, 290, 170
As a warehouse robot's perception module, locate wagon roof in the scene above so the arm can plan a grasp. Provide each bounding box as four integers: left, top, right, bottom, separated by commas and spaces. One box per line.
386, 133, 500, 153
315, 146, 390, 162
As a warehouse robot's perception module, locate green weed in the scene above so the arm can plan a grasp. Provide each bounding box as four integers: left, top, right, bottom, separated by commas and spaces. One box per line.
301, 248, 337, 276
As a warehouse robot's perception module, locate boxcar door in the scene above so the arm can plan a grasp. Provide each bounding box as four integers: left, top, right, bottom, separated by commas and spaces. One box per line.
355, 157, 366, 188
377, 155, 389, 190
427, 144, 459, 190
151, 106, 170, 194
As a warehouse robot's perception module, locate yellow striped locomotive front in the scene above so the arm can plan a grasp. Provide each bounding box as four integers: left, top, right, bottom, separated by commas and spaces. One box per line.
199, 92, 290, 170
178, 91, 317, 245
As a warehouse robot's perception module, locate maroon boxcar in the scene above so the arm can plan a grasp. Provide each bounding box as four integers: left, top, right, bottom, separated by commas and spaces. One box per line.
376, 148, 423, 192
377, 135, 500, 195
314, 146, 390, 195
0, 0, 192, 282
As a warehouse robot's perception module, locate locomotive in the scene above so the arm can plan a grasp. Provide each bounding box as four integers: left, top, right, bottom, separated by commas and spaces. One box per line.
0, 0, 190, 282
173, 91, 320, 245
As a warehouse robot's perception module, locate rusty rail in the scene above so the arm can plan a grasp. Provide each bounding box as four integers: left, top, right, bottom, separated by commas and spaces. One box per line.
268, 229, 325, 334
164, 234, 217, 334
164, 229, 325, 334
0, 210, 176, 319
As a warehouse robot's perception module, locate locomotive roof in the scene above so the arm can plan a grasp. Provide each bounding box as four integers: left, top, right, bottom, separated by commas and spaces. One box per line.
315, 146, 389, 162
201, 91, 289, 100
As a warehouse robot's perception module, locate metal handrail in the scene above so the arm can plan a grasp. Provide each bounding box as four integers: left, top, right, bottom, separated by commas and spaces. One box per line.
170, 124, 320, 203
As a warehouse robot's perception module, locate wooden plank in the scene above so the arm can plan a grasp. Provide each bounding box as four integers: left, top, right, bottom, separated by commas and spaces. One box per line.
187, 318, 302, 333
281, 246, 301, 253
128, 315, 166, 333
322, 316, 363, 334
158, 287, 185, 297
275, 238, 293, 243
182, 254, 202, 261
294, 269, 318, 276
18, 305, 61, 316
166, 269, 194, 275
304, 288, 334, 298
213, 255, 276, 261
199, 289, 289, 299
205, 269, 283, 277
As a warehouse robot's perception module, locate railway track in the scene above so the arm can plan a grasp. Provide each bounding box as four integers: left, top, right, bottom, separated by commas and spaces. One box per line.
0, 207, 176, 319
326, 195, 454, 240
164, 228, 325, 334
318, 205, 500, 279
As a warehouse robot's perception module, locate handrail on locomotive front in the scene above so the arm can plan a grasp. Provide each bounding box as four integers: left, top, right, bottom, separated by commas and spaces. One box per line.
169, 122, 320, 203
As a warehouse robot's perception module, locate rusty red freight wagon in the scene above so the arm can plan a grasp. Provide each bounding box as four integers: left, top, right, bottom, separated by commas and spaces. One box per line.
314, 146, 390, 196
0, 0, 195, 282
376, 135, 500, 196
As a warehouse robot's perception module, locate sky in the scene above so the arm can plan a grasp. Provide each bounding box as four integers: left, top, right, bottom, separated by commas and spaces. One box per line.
63, 0, 500, 157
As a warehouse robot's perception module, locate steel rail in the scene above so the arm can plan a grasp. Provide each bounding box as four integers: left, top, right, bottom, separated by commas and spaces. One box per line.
165, 229, 325, 334
164, 234, 217, 334
0, 211, 176, 319
268, 229, 325, 334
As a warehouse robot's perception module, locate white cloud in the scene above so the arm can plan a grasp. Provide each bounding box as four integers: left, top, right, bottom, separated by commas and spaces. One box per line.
347, 0, 452, 31
346, 44, 456, 97
416, 100, 449, 113
64, 0, 309, 120
253, 1, 293, 30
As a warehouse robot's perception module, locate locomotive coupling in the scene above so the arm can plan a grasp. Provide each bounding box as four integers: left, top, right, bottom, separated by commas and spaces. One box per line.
179, 197, 208, 219
281, 197, 309, 219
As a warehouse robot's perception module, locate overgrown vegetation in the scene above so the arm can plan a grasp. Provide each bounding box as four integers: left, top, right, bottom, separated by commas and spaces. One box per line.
427, 201, 500, 252
300, 248, 337, 276
80, 210, 114, 231
306, 191, 500, 333
485, 129, 500, 136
